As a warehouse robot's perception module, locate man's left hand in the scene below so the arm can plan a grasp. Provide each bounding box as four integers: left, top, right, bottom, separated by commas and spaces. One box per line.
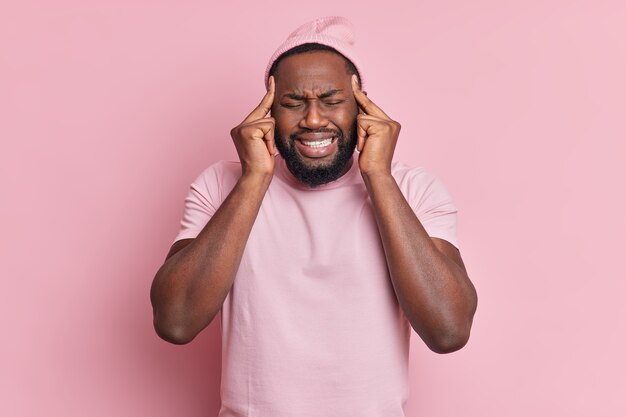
352, 74, 401, 176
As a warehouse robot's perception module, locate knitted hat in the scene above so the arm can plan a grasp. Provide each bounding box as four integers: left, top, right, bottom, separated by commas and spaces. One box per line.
264, 16, 364, 89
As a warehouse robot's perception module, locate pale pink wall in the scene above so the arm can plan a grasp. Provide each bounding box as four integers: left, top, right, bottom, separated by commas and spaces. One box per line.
1, 1, 625, 416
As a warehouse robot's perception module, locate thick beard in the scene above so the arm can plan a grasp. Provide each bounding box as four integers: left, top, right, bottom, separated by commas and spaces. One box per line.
274, 121, 357, 187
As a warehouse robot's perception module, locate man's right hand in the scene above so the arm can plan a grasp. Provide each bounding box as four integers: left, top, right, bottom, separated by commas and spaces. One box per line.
230, 76, 277, 178
151, 78, 278, 345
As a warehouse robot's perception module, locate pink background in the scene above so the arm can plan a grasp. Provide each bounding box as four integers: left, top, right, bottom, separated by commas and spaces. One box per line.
1, 1, 625, 416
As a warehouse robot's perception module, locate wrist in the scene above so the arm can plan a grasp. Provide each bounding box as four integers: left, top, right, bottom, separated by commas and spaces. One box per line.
361, 168, 395, 191
239, 170, 273, 190
360, 167, 393, 182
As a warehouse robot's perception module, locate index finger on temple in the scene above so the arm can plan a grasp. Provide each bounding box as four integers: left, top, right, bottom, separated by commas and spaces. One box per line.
242, 76, 275, 124
351, 75, 390, 120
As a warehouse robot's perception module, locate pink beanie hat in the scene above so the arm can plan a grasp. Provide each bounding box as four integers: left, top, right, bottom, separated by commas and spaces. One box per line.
264, 16, 364, 89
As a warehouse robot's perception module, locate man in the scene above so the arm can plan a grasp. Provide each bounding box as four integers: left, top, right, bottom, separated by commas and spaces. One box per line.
151, 16, 477, 417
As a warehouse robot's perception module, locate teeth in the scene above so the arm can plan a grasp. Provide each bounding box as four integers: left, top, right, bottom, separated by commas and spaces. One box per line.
301, 138, 334, 148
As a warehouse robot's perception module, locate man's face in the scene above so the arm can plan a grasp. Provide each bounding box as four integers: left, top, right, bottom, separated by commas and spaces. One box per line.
271, 51, 359, 187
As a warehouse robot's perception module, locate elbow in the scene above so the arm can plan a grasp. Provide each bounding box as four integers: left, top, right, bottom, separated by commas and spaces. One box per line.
151, 301, 220, 345
152, 311, 204, 345
155, 325, 195, 345
150, 292, 220, 345
153, 318, 195, 345
416, 317, 475, 354
428, 289, 478, 354
150, 282, 205, 345
427, 328, 471, 354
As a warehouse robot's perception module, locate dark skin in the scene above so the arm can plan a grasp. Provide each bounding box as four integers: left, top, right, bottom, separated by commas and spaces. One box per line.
271, 52, 358, 175
150, 51, 477, 353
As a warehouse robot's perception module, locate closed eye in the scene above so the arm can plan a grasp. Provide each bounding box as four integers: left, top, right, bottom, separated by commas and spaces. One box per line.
281, 103, 303, 109
281, 99, 345, 109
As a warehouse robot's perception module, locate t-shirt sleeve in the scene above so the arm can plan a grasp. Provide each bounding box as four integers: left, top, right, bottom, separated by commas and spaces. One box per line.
172, 161, 234, 244
395, 166, 460, 249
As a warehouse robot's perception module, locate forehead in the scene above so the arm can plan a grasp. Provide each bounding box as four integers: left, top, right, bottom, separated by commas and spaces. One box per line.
274, 51, 351, 92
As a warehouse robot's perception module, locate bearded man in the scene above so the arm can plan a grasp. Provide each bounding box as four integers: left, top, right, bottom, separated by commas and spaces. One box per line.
151, 16, 477, 417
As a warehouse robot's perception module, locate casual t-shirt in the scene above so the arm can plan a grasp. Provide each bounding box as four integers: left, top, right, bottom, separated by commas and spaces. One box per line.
173, 154, 458, 417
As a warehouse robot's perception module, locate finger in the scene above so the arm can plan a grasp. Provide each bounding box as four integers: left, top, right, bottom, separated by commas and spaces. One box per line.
357, 133, 364, 152
351, 75, 391, 120
263, 121, 276, 155
248, 119, 276, 155
356, 115, 385, 148
242, 76, 275, 124
356, 118, 368, 152
247, 119, 274, 137
356, 114, 385, 122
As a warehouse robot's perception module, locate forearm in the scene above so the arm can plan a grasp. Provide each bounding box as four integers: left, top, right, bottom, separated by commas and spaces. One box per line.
362, 171, 477, 353
151, 173, 271, 344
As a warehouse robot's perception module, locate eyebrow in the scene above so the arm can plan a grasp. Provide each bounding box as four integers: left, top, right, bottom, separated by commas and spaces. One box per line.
284, 89, 343, 100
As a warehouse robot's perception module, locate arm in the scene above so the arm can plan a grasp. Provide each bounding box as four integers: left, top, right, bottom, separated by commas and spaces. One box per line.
150, 77, 277, 344
362, 172, 477, 353
352, 75, 477, 353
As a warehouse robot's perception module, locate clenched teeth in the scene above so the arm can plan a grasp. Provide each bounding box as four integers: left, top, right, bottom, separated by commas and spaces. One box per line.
301, 137, 335, 148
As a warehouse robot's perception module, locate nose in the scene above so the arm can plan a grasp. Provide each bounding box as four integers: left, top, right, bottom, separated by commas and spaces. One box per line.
299, 101, 329, 130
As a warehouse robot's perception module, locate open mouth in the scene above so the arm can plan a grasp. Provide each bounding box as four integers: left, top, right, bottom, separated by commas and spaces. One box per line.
299, 137, 336, 148
293, 134, 338, 158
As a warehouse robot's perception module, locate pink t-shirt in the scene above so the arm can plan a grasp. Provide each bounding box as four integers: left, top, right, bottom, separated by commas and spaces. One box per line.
174, 155, 458, 417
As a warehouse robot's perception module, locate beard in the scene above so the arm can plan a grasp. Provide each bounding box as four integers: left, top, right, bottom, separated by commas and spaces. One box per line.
274, 121, 358, 187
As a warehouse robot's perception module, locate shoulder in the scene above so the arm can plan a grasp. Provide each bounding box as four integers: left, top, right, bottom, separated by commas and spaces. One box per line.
192, 160, 241, 188
187, 160, 241, 206
391, 161, 437, 186
391, 161, 455, 209
190, 160, 241, 195
391, 161, 459, 248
